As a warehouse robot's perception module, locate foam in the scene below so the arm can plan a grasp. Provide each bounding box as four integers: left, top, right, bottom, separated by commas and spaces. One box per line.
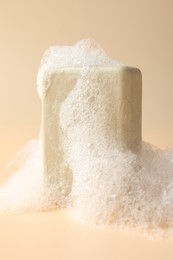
37, 39, 122, 98
1, 39, 173, 238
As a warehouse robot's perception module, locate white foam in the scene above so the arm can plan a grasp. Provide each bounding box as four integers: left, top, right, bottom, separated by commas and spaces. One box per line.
1, 39, 173, 238
37, 39, 122, 98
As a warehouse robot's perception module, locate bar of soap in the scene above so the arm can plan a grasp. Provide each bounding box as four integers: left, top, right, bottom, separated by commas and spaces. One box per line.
41, 66, 142, 194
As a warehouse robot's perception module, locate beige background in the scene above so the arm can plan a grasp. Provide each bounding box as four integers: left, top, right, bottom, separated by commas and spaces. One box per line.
0, 0, 173, 148
0, 1, 173, 260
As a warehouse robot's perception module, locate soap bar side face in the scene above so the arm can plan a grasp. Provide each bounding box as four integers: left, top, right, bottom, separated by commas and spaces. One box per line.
115, 68, 142, 153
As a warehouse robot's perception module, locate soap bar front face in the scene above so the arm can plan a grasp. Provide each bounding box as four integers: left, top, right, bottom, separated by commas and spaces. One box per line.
41, 66, 142, 194
41, 68, 78, 195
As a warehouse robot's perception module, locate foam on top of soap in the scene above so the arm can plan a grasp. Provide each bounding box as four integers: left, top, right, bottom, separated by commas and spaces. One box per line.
1, 39, 173, 238
37, 39, 122, 98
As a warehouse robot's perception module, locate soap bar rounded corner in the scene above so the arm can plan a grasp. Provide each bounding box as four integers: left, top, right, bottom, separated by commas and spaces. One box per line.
119, 66, 142, 77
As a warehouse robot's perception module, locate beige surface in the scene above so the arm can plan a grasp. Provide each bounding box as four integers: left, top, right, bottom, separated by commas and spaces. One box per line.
1, 210, 173, 260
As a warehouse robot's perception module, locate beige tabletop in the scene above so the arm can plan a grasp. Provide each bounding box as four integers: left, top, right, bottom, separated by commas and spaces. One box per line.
0, 126, 173, 260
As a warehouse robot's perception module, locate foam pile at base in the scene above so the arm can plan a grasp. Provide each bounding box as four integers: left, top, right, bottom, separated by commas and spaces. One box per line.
1, 39, 173, 236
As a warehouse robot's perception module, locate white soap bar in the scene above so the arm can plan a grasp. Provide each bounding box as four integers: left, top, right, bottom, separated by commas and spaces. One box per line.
41, 66, 142, 194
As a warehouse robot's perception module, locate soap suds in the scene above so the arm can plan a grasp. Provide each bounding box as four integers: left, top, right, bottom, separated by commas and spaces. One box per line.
1, 39, 173, 238
37, 39, 121, 98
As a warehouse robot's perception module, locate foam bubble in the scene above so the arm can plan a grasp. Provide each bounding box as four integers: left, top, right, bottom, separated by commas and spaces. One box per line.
1, 39, 173, 238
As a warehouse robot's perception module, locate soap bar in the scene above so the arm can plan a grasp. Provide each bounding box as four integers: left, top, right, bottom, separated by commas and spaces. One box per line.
41, 66, 142, 193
